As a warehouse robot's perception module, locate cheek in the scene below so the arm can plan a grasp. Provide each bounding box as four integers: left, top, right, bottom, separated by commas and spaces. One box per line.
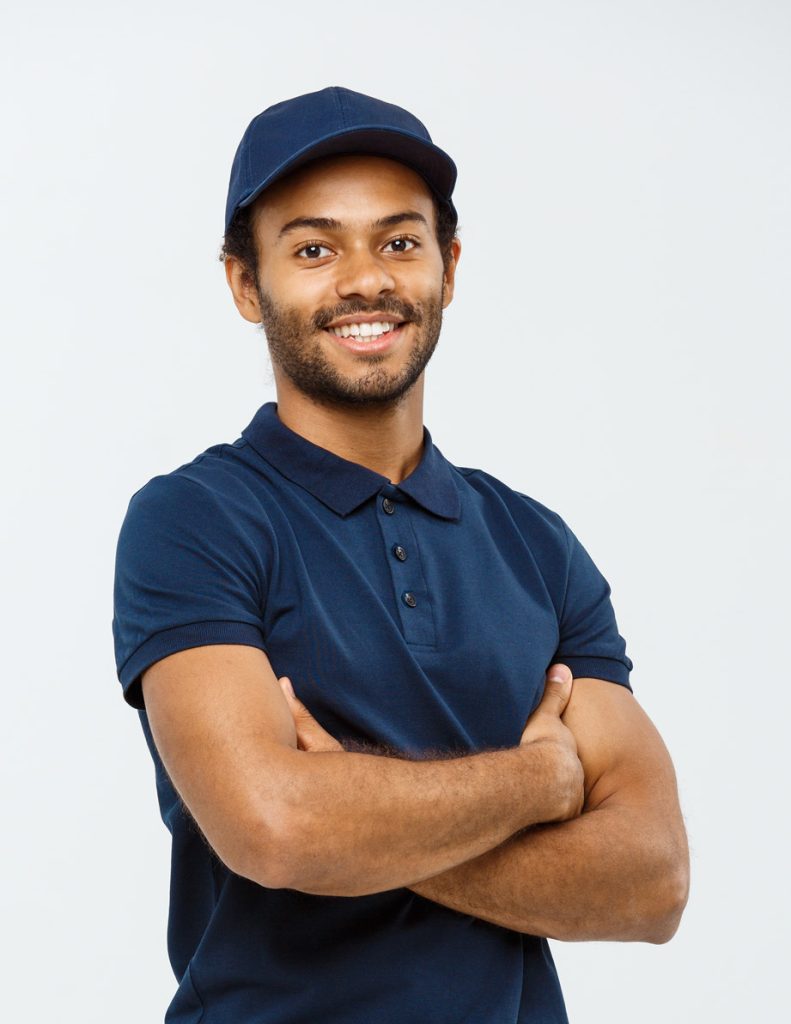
257, 274, 322, 323
415, 262, 448, 301
279, 276, 335, 318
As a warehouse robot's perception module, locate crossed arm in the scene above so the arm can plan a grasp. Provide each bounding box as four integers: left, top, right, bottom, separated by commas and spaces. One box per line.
404, 678, 690, 943
143, 647, 689, 944
280, 671, 690, 943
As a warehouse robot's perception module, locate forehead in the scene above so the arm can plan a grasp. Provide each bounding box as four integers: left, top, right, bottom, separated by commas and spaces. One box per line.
251, 154, 435, 234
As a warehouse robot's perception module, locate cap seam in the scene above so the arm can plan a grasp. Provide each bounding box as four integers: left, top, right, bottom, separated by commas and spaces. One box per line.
244, 112, 266, 197
334, 86, 350, 128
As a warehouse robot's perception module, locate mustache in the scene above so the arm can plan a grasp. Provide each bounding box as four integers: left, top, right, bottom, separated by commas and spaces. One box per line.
314, 300, 422, 330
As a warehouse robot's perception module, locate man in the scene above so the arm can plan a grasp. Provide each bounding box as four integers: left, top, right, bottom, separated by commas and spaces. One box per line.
113, 86, 689, 1023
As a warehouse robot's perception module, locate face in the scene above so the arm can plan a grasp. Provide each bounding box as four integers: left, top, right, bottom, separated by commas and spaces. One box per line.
228, 154, 460, 410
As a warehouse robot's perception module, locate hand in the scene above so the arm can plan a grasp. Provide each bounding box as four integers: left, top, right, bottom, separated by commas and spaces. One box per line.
520, 663, 584, 821
278, 676, 344, 752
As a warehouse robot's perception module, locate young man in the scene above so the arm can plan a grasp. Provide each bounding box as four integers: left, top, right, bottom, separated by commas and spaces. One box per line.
113, 86, 689, 1023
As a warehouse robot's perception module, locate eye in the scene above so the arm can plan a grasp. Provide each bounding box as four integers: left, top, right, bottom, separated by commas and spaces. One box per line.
384, 236, 419, 253
296, 242, 333, 260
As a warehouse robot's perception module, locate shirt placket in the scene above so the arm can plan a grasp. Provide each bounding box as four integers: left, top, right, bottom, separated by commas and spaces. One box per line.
376, 483, 436, 646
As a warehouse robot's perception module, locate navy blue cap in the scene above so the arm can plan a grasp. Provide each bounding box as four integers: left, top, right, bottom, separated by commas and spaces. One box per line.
224, 86, 458, 235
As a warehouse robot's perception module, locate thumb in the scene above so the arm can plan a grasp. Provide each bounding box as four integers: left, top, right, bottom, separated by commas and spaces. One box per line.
278, 675, 317, 729
539, 663, 574, 716
278, 676, 343, 753
279, 676, 309, 717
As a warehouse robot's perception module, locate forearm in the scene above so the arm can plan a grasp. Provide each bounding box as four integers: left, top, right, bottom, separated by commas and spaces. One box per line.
271, 742, 568, 898
408, 797, 689, 943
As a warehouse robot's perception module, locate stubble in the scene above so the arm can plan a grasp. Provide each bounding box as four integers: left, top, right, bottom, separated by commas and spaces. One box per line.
255, 282, 445, 411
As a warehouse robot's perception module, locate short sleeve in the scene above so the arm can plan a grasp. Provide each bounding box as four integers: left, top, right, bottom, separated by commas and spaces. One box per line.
552, 519, 634, 692
112, 472, 268, 710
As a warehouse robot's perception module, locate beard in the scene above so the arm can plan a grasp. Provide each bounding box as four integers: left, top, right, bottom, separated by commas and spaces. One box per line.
255, 280, 445, 410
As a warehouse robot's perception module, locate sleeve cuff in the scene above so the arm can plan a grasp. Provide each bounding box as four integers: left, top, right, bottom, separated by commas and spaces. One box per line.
551, 654, 634, 693
118, 620, 268, 710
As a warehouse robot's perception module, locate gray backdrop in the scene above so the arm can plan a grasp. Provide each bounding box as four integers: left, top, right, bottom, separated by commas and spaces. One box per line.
3, 0, 788, 1020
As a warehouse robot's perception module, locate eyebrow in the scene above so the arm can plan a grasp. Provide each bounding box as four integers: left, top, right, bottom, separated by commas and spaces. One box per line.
277, 210, 430, 239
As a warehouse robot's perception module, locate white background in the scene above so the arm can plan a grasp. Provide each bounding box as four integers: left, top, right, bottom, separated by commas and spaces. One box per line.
3, 1, 788, 1020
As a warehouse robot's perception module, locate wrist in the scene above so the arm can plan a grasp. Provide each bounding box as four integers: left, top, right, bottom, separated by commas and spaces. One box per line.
519, 740, 582, 826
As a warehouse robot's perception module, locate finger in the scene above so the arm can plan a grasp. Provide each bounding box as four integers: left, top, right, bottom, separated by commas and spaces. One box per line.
278, 677, 342, 752
538, 663, 574, 717
279, 675, 296, 701
279, 676, 312, 723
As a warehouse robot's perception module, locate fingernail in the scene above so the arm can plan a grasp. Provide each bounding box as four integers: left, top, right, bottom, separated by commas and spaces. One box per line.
548, 667, 570, 684
281, 676, 295, 698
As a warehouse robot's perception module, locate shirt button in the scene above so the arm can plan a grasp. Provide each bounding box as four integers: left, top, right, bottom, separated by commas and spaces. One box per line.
402, 591, 417, 608
392, 544, 407, 561
382, 497, 395, 514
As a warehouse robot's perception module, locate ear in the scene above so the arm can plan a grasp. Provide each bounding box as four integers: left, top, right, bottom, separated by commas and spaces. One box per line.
225, 257, 263, 325
441, 237, 462, 309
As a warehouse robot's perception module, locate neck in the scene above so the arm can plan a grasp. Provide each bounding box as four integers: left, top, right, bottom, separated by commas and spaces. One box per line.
273, 377, 426, 484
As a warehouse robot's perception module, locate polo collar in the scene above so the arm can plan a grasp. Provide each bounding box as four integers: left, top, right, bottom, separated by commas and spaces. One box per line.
241, 402, 461, 520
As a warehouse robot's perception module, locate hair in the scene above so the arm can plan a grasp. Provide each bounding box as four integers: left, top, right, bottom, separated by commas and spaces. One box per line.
218, 190, 459, 286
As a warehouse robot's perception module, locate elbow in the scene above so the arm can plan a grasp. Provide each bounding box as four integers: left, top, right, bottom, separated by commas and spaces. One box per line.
225, 827, 290, 891
250, 810, 367, 898
597, 828, 690, 945
223, 752, 325, 891
643, 848, 691, 944
226, 799, 307, 891
233, 797, 350, 895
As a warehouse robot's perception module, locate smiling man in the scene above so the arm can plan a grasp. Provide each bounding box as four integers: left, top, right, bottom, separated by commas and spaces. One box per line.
242, 153, 449, 423
112, 86, 689, 1024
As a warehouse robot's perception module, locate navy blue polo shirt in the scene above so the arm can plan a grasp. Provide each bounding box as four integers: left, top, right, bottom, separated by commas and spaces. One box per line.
112, 400, 633, 1024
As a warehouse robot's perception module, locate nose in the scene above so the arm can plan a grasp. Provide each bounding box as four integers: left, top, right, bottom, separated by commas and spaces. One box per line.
334, 245, 396, 302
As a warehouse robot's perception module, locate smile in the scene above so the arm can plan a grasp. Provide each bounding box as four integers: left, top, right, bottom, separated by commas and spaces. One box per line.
324, 322, 409, 354
327, 321, 402, 340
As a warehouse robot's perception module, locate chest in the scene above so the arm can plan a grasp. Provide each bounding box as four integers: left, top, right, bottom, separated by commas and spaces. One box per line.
258, 491, 561, 755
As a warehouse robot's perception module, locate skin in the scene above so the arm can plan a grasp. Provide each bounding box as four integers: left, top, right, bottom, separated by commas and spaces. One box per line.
225, 153, 460, 483
176, 152, 691, 940
278, 667, 689, 941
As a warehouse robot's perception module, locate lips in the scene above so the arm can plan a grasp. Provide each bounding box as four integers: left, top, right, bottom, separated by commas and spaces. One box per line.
324, 321, 409, 354
327, 320, 404, 340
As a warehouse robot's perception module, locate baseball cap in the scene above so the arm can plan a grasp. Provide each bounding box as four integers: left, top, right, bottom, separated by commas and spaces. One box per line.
224, 86, 458, 236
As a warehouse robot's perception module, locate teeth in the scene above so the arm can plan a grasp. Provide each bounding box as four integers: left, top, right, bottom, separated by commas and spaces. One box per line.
330, 321, 398, 339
